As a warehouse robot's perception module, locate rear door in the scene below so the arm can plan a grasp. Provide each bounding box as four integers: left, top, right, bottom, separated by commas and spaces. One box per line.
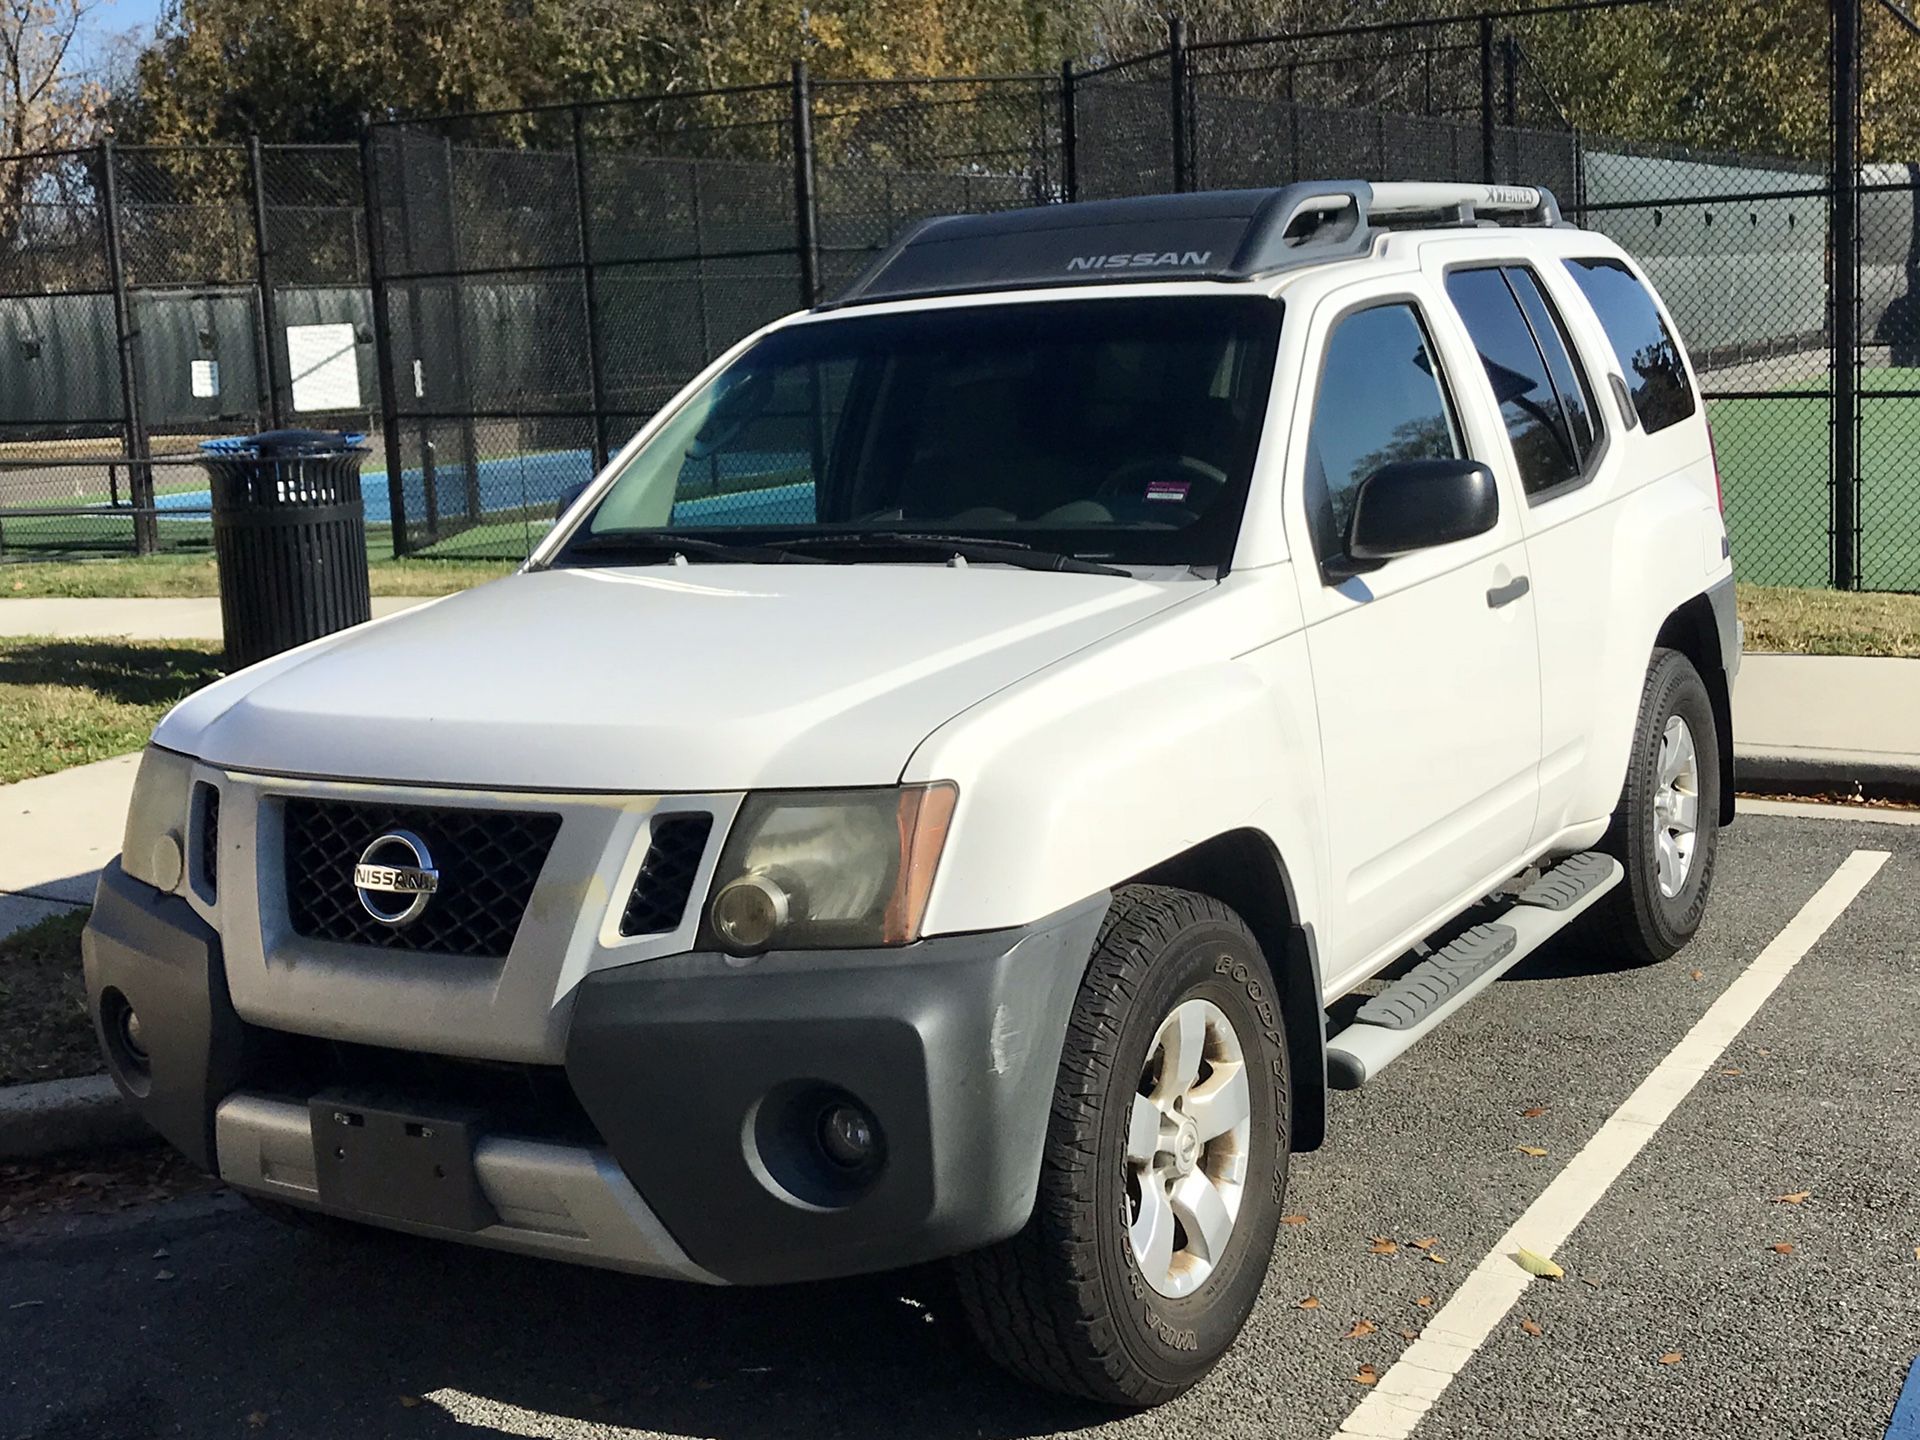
1286, 273, 1543, 986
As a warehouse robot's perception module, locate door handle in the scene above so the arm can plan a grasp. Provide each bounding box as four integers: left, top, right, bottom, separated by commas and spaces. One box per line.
1486, 575, 1531, 609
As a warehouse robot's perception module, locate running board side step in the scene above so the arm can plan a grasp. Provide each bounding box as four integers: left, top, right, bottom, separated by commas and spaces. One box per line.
1326, 852, 1623, 1089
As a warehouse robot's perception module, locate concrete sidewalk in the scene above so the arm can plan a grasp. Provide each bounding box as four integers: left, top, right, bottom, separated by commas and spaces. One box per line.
1733, 653, 1920, 794
0, 752, 139, 940
0, 595, 431, 641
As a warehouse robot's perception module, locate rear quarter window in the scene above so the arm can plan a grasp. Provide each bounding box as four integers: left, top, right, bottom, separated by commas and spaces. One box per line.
1562, 257, 1697, 434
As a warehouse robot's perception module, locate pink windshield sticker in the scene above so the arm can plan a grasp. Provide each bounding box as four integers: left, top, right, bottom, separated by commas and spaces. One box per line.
1145, 480, 1191, 502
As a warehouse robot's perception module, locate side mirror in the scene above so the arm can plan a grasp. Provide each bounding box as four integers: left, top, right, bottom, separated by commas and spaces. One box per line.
1329, 459, 1498, 577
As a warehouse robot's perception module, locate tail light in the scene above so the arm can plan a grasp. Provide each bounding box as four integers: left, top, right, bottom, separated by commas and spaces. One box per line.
1705, 419, 1724, 512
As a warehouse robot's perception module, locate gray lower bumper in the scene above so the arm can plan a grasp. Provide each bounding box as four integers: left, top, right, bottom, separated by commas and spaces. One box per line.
83, 856, 1109, 1287
215, 1093, 719, 1282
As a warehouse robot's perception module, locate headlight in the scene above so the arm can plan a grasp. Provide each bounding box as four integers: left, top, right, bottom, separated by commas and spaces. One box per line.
121, 745, 194, 894
704, 784, 957, 955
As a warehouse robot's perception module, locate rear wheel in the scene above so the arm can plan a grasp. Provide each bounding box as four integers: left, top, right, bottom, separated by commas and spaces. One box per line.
953, 885, 1289, 1406
1594, 648, 1722, 962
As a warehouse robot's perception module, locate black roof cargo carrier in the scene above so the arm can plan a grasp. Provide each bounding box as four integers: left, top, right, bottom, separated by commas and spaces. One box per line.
824, 180, 1565, 310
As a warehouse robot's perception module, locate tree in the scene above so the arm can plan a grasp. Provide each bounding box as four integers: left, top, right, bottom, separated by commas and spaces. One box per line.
0, 0, 110, 267
113, 0, 1072, 144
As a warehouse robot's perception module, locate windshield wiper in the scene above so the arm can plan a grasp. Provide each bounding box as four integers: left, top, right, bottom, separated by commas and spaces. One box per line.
778, 532, 1129, 577
551, 531, 826, 566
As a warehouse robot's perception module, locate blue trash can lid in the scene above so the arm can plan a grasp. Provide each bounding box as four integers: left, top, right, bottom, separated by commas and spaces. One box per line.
199, 428, 366, 457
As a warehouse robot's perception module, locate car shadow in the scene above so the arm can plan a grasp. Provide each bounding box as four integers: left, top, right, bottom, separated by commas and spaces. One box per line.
0, 638, 226, 706
33, 1196, 1122, 1440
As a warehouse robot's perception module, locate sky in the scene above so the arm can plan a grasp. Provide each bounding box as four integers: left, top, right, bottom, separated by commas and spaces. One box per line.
73, 0, 167, 73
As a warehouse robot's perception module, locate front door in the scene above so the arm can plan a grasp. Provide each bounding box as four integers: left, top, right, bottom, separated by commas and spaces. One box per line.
1287, 284, 1543, 984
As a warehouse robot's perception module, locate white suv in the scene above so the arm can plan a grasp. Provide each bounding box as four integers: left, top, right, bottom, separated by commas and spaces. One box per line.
85, 181, 1738, 1406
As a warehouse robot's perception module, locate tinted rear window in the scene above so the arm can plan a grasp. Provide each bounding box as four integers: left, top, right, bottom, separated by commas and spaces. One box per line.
1563, 257, 1696, 434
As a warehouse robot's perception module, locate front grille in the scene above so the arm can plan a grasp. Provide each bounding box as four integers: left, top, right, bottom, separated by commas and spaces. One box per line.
284, 798, 561, 958
619, 812, 713, 936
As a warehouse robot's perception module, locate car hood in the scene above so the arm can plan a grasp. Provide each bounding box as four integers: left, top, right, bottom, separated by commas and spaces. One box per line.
157, 564, 1204, 791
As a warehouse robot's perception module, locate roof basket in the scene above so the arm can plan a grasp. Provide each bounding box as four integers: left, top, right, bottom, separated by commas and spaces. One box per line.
823, 180, 1566, 310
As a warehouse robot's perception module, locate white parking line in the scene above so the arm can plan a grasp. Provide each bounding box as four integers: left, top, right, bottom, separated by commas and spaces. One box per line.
1331, 848, 1892, 1440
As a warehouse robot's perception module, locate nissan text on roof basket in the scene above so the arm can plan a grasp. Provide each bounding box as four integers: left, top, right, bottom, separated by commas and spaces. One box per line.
85, 180, 1738, 1406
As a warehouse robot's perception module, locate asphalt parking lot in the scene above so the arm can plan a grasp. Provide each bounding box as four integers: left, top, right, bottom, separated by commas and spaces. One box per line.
4, 806, 1917, 1440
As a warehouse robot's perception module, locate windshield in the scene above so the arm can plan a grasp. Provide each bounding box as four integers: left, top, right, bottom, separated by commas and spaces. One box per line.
553, 295, 1282, 571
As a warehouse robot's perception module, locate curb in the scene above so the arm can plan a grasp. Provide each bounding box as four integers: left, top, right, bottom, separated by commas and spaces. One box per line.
1735, 747, 1920, 803
0, 1073, 149, 1160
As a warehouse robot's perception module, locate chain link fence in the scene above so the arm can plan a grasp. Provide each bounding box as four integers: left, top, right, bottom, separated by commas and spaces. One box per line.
1, 0, 1916, 588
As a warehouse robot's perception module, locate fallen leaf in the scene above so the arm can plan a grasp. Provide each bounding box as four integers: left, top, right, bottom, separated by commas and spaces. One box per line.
1369, 1236, 1398, 1255
247, 1413, 268, 1430
1426, 1253, 1448, 1264
1343, 1319, 1377, 1339
1414, 1296, 1434, 1308
1720, 1067, 1743, 1077
1520, 1106, 1548, 1118
1689, 969, 1704, 981
1410, 1236, 1438, 1250
152, 1247, 169, 1259
1774, 1191, 1812, 1205
1658, 1351, 1683, 1365
1513, 1248, 1564, 1279
1280, 1214, 1309, 1226
1297, 1296, 1322, 1309
1913, 1247, 1920, 1263
1353, 1364, 1380, 1386
1581, 1276, 1602, 1289
153, 1270, 175, 1281
398, 1396, 422, 1409
1520, 1317, 1543, 1336
1769, 1242, 1795, 1254
1400, 1328, 1420, 1340
1516, 1145, 1549, 1158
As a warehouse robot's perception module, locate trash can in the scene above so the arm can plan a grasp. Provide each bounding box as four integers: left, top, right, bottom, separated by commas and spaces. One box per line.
201, 429, 372, 669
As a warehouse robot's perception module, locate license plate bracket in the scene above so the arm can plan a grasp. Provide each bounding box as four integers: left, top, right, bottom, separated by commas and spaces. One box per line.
309, 1091, 496, 1232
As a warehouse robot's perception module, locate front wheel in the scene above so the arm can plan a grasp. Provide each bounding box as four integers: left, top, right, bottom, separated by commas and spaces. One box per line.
1594, 648, 1722, 963
952, 885, 1289, 1407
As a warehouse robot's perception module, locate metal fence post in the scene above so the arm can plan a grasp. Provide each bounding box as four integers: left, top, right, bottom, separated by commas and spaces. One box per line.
440, 135, 481, 523
247, 133, 287, 429
99, 138, 155, 555
1501, 34, 1519, 128
1060, 59, 1078, 203
1479, 17, 1497, 184
1168, 16, 1190, 193
358, 119, 412, 556
791, 60, 821, 307
571, 106, 610, 473
1830, 0, 1861, 590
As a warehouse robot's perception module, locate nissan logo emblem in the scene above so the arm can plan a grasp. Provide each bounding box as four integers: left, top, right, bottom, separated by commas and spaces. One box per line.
352, 830, 440, 926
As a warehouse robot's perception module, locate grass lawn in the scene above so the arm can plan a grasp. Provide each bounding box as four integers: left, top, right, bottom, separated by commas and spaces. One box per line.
1710, 372, 1920, 591
0, 636, 225, 783
0, 908, 98, 1085
2, 553, 513, 599
1737, 582, 1920, 657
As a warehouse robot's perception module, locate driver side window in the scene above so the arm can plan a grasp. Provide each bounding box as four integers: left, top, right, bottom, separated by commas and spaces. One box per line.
1306, 302, 1463, 561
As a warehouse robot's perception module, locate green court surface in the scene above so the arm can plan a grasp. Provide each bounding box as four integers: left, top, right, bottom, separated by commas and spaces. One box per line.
1710, 372, 1920, 593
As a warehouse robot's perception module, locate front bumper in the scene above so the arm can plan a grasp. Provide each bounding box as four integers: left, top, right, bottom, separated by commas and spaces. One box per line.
82, 860, 1106, 1285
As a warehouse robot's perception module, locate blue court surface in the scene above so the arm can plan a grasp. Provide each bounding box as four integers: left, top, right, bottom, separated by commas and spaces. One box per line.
147, 447, 812, 529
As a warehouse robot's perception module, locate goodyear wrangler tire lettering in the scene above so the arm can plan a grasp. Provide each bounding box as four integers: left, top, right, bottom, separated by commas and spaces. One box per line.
953, 884, 1292, 1407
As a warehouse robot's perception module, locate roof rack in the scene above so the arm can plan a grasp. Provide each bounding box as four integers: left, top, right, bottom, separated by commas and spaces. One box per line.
822, 180, 1567, 311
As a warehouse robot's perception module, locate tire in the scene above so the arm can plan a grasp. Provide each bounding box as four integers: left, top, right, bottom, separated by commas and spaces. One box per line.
1593, 648, 1722, 963
952, 884, 1289, 1407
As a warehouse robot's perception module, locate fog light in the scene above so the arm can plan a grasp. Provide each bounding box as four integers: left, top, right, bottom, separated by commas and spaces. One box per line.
819, 1101, 879, 1169
710, 873, 791, 954
119, 1006, 148, 1062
